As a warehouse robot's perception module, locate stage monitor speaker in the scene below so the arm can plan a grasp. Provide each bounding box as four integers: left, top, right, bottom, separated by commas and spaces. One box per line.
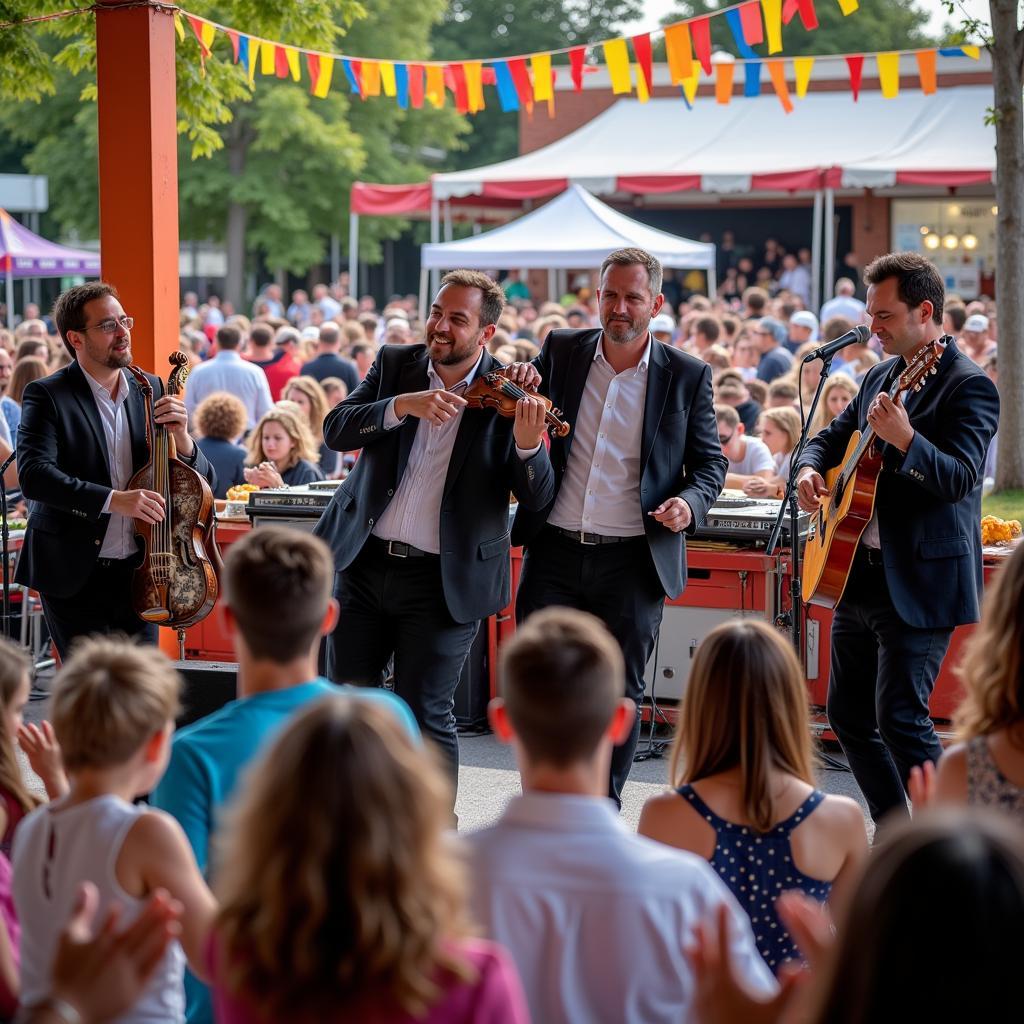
453, 622, 489, 732
173, 660, 238, 729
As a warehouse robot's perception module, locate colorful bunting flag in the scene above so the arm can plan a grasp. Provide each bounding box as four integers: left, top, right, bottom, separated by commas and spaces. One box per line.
631, 34, 654, 95
739, 1, 764, 44
447, 63, 469, 113
915, 50, 937, 94
360, 61, 380, 97
312, 56, 334, 98
569, 47, 586, 91
260, 40, 275, 76
380, 62, 397, 98
766, 59, 793, 113
681, 69, 700, 106
508, 59, 534, 112
464, 61, 485, 113
246, 40, 260, 82
425, 64, 445, 108
664, 23, 694, 85
531, 53, 553, 102
744, 61, 762, 97
761, 0, 783, 54
408, 64, 425, 108
876, 52, 899, 98
846, 55, 864, 100
341, 58, 361, 95
691, 17, 713, 75
793, 55, 814, 97
725, 9, 758, 58
226, 30, 239, 63
636, 65, 650, 103
603, 39, 632, 95
173, 13, 185, 42
494, 61, 520, 111
395, 63, 409, 109
837, 0, 859, 13
715, 61, 735, 104
284, 46, 301, 82
274, 45, 290, 79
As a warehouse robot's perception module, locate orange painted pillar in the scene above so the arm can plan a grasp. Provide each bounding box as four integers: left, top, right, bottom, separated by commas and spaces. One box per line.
94, 1, 181, 660
95, 0, 179, 378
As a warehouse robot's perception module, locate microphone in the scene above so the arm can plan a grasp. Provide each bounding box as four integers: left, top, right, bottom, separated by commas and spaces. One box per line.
803, 324, 871, 363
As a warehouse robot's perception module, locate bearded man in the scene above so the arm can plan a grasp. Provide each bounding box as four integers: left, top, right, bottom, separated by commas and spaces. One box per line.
508, 248, 727, 803
314, 269, 554, 789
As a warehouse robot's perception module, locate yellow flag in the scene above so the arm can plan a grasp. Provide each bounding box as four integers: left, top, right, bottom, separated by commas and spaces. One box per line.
313, 56, 334, 98
173, 14, 185, 42
260, 39, 275, 75
380, 62, 397, 97
793, 56, 814, 98
962, 44, 980, 59
837, 0, 859, 14
425, 65, 445, 108
200, 22, 216, 53
285, 46, 301, 82
362, 61, 382, 97
247, 40, 260, 81
636, 64, 650, 102
603, 39, 632, 95
761, 0, 783, 54
531, 53, 553, 102
681, 69, 700, 105
464, 62, 485, 112
877, 52, 900, 98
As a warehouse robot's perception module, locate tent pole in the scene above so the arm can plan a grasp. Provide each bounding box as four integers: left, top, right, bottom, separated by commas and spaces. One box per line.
443, 201, 453, 242
706, 265, 717, 299
418, 267, 428, 324
348, 213, 359, 299
823, 188, 836, 305
547, 268, 557, 303
429, 198, 440, 297
811, 189, 823, 314
5, 267, 12, 330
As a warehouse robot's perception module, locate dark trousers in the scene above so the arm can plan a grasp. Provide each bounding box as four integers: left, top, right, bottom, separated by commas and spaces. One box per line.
40, 555, 157, 662
326, 539, 478, 789
515, 528, 666, 807
827, 549, 951, 824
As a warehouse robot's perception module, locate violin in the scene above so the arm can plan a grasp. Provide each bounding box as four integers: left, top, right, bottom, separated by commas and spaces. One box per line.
125, 354, 221, 634
464, 369, 571, 438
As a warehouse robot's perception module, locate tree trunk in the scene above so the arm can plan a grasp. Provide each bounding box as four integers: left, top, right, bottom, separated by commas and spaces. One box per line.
991, 0, 1024, 489
224, 120, 249, 313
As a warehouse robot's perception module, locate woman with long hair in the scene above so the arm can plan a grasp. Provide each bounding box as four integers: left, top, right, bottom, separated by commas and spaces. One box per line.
281, 375, 338, 477
638, 620, 867, 975
930, 541, 1024, 820
244, 406, 323, 489
743, 406, 802, 498
809, 374, 859, 438
210, 696, 528, 1023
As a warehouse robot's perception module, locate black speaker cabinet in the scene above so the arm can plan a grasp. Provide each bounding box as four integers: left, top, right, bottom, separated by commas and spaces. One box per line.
173, 660, 239, 729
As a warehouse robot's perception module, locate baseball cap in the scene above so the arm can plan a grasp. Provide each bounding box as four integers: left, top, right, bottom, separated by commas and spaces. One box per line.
964, 314, 989, 333
790, 310, 818, 330
650, 313, 675, 335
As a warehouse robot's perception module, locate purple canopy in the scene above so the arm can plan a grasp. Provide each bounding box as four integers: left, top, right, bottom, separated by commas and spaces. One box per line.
0, 207, 100, 278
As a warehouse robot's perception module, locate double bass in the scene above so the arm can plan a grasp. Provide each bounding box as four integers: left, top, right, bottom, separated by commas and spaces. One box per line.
126, 354, 221, 637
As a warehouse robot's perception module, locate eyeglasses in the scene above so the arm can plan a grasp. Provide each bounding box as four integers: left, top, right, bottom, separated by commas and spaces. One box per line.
77, 316, 134, 335
718, 432, 735, 446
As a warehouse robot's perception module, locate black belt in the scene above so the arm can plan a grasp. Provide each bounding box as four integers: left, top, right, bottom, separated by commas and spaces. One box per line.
548, 525, 641, 546
368, 536, 437, 559
95, 556, 136, 570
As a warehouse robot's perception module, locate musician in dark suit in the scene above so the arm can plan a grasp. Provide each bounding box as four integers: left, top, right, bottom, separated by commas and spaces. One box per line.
796, 252, 999, 824
16, 282, 216, 659
510, 248, 728, 804
314, 270, 554, 781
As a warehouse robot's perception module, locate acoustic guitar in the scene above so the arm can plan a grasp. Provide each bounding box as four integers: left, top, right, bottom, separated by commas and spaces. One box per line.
802, 339, 945, 609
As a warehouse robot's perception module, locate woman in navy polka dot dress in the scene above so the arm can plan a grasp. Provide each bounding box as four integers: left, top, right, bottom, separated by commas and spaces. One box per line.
639, 620, 868, 975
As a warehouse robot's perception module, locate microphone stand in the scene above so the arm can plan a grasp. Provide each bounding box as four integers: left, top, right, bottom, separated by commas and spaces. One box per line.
766, 353, 834, 655
0, 450, 17, 641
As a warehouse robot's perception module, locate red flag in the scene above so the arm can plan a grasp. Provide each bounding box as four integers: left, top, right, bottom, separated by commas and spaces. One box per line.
569, 47, 586, 91
691, 17, 712, 75
274, 45, 290, 79
306, 53, 321, 94
631, 34, 653, 95
739, 1, 764, 43
508, 58, 534, 110
782, 0, 799, 23
448, 63, 470, 113
789, 0, 819, 30
226, 30, 240, 63
846, 55, 864, 100
409, 64, 425, 108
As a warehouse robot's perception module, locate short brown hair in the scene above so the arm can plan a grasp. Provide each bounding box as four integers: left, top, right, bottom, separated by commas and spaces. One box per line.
217, 324, 243, 350
500, 608, 624, 766
51, 638, 182, 772
767, 379, 798, 402
51, 281, 119, 358
743, 287, 768, 314
194, 392, 247, 441
439, 270, 505, 328
695, 316, 721, 342
599, 247, 663, 296
223, 527, 334, 662
864, 251, 944, 325
249, 323, 273, 348
944, 303, 967, 333
714, 404, 740, 429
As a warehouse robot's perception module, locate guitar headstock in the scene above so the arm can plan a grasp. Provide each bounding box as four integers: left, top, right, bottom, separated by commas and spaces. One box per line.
167, 351, 191, 397
898, 338, 945, 394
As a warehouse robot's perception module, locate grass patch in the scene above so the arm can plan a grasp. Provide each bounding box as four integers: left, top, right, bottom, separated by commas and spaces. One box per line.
983, 489, 1024, 522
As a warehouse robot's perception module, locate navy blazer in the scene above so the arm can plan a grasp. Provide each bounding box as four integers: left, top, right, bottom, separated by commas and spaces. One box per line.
15, 360, 217, 599
313, 345, 555, 624
196, 436, 246, 498
797, 338, 999, 629
511, 329, 728, 600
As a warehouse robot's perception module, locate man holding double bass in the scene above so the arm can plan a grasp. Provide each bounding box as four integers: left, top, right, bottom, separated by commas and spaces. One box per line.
796, 252, 998, 825
16, 282, 215, 658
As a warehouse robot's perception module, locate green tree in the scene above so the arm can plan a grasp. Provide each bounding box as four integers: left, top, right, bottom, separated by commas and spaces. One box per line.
431, 0, 644, 169
659, 0, 933, 55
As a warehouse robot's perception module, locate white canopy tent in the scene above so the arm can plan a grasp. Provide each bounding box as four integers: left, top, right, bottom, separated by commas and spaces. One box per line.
418, 184, 716, 315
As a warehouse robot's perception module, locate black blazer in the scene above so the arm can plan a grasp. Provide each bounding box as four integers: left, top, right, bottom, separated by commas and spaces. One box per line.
196, 436, 246, 499
797, 338, 999, 629
313, 345, 555, 624
15, 361, 216, 598
511, 329, 728, 600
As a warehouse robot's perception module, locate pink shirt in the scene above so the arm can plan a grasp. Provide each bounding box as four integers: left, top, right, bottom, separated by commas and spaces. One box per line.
210, 935, 530, 1024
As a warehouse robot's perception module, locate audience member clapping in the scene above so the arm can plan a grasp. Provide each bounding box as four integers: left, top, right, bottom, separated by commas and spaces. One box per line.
244, 406, 324, 489
745, 407, 801, 498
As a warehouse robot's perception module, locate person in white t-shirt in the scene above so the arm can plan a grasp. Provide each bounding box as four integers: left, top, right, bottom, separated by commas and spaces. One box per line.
715, 405, 774, 490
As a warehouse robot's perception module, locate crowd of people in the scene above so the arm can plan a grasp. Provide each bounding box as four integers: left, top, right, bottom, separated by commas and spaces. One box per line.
0, 244, 1015, 1022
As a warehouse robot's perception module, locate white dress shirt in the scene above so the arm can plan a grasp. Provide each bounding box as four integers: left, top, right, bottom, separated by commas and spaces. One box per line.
83, 368, 138, 559
549, 336, 651, 536
183, 350, 273, 429
373, 353, 485, 554
464, 792, 777, 1024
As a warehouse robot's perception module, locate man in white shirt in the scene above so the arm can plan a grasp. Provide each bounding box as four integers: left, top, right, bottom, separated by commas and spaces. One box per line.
778, 254, 811, 307
820, 278, 867, 325
465, 607, 777, 1024
183, 323, 273, 431
716, 405, 775, 490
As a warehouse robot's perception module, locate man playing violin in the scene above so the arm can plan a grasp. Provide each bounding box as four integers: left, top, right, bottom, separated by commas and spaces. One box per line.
509, 247, 728, 806
314, 269, 554, 789
795, 252, 999, 825
16, 282, 216, 659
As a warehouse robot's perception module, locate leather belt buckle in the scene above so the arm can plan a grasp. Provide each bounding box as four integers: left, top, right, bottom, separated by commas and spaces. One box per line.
386, 540, 410, 558
578, 530, 598, 546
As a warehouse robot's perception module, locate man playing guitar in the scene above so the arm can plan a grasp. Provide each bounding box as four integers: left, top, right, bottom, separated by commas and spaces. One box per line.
796, 252, 999, 826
